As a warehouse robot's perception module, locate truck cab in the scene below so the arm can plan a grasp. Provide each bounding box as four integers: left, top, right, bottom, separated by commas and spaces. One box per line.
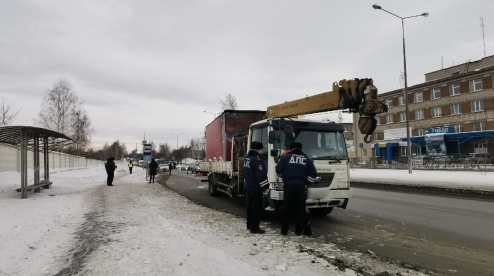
248, 118, 353, 215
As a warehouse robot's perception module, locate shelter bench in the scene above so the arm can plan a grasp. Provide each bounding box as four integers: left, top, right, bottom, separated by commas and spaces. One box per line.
16, 180, 53, 193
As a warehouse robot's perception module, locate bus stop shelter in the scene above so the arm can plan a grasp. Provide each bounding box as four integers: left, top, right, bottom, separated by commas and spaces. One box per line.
0, 126, 73, 199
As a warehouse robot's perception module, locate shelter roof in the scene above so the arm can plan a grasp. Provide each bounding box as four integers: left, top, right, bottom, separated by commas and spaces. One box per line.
0, 125, 73, 147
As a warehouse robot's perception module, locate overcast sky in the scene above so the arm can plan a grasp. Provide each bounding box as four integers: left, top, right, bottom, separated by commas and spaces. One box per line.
1, 0, 492, 152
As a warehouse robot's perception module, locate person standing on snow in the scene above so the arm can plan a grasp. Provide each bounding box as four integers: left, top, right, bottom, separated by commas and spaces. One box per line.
275, 142, 317, 236
168, 163, 173, 176
149, 159, 158, 183
105, 157, 117, 186
243, 141, 269, 234
128, 161, 133, 174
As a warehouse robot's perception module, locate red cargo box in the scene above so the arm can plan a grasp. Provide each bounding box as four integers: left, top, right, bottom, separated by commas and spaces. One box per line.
205, 110, 265, 162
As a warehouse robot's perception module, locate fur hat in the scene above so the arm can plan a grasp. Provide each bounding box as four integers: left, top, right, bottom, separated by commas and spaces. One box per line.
290, 142, 302, 150
251, 141, 263, 150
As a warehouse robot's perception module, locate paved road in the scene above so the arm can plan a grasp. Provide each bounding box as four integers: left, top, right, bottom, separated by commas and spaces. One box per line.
166, 171, 494, 276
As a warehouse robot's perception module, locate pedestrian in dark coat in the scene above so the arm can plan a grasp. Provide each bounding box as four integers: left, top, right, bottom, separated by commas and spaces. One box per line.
243, 141, 269, 234
105, 157, 117, 186
275, 142, 317, 236
149, 159, 158, 183
169, 163, 173, 176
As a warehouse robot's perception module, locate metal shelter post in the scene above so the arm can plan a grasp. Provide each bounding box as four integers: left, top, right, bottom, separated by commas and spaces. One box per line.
20, 128, 28, 199
44, 137, 50, 189
34, 133, 40, 193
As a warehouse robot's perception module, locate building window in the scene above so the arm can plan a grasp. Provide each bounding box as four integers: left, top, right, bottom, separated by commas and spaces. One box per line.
469, 79, 483, 92
414, 92, 423, 103
474, 143, 487, 154
471, 100, 484, 112
453, 124, 463, 133
344, 126, 348, 132
398, 95, 405, 106
400, 147, 407, 156
415, 109, 424, 120
431, 107, 442, 118
430, 88, 441, 100
376, 116, 380, 125
450, 104, 462, 115
449, 84, 460, 96
374, 132, 383, 140
386, 114, 393, 124
416, 128, 426, 136
385, 99, 393, 108
399, 112, 406, 122
472, 121, 486, 131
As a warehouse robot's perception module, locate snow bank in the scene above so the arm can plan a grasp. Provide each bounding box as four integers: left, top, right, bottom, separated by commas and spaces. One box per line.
350, 168, 494, 191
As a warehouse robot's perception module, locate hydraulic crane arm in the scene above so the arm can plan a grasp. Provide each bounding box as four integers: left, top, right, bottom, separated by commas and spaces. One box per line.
265, 78, 388, 143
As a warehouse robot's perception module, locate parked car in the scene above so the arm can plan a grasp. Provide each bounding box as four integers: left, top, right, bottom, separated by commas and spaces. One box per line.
190, 162, 200, 173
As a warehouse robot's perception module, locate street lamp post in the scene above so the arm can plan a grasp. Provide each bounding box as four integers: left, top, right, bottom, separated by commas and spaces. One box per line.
372, 4, 428, 174
170, 133, 184, 151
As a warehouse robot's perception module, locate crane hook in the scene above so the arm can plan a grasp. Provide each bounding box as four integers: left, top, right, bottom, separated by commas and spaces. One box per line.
363, 134, 372, 143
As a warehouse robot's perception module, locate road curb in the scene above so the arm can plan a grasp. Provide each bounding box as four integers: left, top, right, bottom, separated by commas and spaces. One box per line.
350, 181, 494, 201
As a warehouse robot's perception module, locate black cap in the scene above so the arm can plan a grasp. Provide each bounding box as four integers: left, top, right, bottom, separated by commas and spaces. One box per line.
290, 142, 302, 150
251, 141, 263, 150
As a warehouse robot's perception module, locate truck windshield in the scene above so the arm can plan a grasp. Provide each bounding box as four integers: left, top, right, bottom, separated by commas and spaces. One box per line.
276, 130, 348, 160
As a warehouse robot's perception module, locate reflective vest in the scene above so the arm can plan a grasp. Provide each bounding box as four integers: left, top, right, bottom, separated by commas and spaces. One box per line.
128, 163, 133, 168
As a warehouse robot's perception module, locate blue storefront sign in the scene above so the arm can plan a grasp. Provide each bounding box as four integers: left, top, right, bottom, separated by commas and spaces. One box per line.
428, 126, 453, 134
143, 143, 152, 161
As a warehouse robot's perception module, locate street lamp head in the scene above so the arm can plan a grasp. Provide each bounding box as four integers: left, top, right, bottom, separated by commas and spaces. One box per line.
372, 4, 382, 9
421, 12, 429, 17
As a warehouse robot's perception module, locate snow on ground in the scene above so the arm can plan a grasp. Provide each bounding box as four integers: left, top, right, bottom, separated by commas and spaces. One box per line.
350, 168, 494, 191
0, 164, 359, 276
0, 165, 110, 276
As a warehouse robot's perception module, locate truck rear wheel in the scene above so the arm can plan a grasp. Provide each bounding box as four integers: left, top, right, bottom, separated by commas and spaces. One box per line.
308, 207, 333, 216
209, 174, 218, 197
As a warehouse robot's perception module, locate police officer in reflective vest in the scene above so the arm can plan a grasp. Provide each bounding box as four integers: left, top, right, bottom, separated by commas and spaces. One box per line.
276, 142, 317, 235
128, 161, 133, 174
243, 141, 269, 234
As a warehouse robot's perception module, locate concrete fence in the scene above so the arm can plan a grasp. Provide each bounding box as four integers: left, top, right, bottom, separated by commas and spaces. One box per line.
0, 143, 104, 173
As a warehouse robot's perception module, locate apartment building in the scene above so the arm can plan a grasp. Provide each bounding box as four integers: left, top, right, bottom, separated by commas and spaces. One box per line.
354, 55, 494, 161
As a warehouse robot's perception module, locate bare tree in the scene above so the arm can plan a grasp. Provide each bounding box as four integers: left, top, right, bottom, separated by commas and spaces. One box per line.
36, 79, 79, 135
220, 93, 238, 110
0, 96, 21, 126
70, 108, 94, 154
158, 143, 171, 159
337, 111, 343, 123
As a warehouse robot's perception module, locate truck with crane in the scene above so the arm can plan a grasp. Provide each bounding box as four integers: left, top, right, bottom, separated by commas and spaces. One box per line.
199, 78, 387, 215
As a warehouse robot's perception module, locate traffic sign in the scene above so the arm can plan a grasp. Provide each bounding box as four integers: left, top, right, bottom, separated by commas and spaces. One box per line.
143, 143, 152, 161
142, 140, 148, 145
359, 143, 364, 148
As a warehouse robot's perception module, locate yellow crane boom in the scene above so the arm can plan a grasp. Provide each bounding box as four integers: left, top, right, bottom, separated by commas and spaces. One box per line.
265, 78, 387, 143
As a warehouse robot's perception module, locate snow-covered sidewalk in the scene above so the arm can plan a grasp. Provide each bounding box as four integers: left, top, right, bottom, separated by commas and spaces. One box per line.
0, 165, 357, 275
350, 168, 494, 191
1, 165, 427, 275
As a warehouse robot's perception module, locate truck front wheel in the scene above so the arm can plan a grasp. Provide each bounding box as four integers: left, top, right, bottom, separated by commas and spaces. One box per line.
308, 207, 333, 216
209, 174, 218, 197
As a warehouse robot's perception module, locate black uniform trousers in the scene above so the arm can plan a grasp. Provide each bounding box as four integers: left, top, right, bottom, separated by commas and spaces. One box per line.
149, 174, 155, 183
107, 172, 114, 185
282, 184, 305, 235
246, 189, 263, 230
129, 167, 132, 174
